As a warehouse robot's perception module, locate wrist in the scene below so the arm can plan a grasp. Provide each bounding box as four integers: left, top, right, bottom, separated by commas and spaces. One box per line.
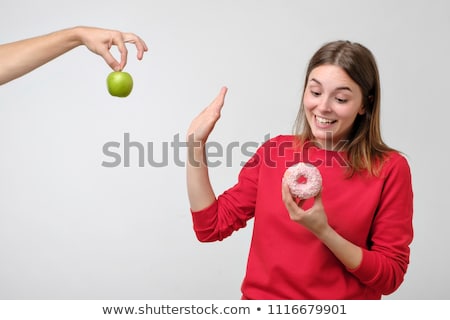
314, 224, 334, 243
64, 26, 85, 48
187, 141, 206, 168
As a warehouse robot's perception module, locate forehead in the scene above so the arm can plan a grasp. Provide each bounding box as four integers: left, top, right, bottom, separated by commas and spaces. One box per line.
308, 64, 358, 90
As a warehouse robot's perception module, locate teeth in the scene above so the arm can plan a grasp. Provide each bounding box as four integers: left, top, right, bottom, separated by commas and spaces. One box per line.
316, 116, 335, 124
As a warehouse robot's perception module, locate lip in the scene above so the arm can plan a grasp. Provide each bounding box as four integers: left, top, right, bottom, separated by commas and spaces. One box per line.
314, 115, 337, 129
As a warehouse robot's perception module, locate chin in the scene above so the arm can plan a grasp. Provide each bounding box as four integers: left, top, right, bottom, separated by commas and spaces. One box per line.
312, 129, 333, 140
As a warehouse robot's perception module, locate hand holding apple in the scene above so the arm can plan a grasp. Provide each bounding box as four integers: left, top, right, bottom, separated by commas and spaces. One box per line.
106, 71, 133, 97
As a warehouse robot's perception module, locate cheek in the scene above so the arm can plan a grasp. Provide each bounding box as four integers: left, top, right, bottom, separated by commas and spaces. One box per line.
336, 105, 362, 121
302, 95, 315, 112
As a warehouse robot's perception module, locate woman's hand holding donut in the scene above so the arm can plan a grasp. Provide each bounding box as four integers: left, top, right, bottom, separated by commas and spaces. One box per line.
281, 182, 329, 237
282, 182, 363, 269
186, 86, 228, 144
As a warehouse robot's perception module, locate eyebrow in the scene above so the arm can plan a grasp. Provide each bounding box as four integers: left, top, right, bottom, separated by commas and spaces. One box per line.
310, 78, 353, 92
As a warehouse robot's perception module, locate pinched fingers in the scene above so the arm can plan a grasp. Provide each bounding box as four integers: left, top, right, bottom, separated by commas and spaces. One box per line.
79, 26, 148, 71
108, 31, 148, 71
113, 38, 128, 71
99, 48, 123, 71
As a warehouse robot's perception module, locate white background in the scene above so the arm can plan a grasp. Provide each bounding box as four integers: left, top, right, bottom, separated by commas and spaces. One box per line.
0, 0, 449, 299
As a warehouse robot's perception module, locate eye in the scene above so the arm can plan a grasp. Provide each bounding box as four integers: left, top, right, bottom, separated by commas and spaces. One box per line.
310, 90, 321, 97
335, 97, 348, 103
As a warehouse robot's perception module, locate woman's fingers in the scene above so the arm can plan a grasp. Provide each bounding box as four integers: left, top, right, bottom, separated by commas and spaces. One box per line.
187, 87, 228, 143
282, 182, 303, 214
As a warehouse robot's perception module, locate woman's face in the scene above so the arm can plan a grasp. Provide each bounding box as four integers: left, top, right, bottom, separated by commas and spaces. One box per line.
303, 64, 365, 150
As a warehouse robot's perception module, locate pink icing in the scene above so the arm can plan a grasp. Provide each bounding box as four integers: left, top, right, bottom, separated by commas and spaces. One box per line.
283, 162, 322, 199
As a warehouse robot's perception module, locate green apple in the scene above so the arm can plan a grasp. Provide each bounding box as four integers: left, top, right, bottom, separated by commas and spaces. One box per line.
106, 71, 133, 97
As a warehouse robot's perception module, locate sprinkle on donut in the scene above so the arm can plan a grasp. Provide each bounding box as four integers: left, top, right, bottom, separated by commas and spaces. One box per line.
283, 162, 322, 199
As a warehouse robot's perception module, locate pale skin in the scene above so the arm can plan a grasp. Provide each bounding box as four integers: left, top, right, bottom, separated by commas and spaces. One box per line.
282, 64, 365, 269
187, 65, 364, 270
303, 64, 366, 150
0, 26, 148, 85
186, 86, 228, 212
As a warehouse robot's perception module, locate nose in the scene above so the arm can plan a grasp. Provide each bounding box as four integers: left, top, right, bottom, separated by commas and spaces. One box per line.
316, 96, 332, 113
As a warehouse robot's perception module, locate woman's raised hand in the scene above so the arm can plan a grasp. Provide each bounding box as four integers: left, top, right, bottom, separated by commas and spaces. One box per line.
186, 86, 228, 144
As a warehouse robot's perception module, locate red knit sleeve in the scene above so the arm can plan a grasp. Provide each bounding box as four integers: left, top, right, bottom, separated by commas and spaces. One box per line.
348, 153, 414, 295
190, 140, 264, 242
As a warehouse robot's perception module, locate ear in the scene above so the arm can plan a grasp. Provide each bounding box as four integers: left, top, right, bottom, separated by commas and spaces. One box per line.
360, 94, 374, 115
358, 104, 365, 115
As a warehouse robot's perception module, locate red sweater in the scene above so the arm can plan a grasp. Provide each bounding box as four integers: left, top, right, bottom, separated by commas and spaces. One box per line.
191, 135, 414, 300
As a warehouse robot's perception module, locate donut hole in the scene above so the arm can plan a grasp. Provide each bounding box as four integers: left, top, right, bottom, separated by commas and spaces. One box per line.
296, 176, 308, 185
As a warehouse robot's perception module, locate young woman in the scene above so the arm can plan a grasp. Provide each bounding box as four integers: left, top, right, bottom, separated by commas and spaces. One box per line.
186, 40, 414, 299
0, 26, 148, 85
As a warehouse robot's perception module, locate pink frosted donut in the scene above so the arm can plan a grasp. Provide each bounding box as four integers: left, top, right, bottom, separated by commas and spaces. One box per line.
283, 162, 322, 199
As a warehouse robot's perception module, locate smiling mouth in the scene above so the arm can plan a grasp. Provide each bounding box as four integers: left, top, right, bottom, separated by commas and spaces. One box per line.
315, 115, 337, 125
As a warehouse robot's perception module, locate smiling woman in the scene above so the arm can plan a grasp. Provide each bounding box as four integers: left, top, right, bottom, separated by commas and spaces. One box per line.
303, 64, 366, 149
295, 40, 390, 176
186, 40, 414, 300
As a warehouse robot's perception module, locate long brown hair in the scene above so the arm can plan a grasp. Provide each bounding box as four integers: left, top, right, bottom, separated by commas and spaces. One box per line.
294, 40, 395, 176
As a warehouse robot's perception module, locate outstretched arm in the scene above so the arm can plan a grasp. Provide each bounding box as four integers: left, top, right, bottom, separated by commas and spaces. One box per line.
0, 26, 148, 85
186, 87, 228, 211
